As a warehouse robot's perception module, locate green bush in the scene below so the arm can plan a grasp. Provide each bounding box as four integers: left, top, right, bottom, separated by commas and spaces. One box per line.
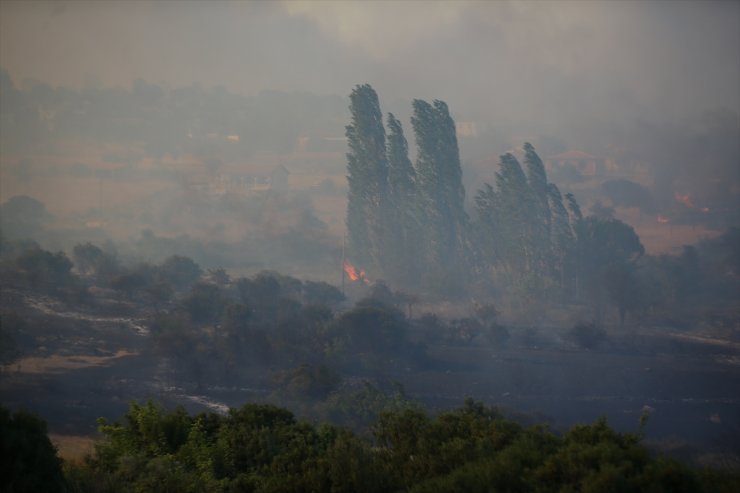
0, 406, 66, 493
62, 400, 740, 493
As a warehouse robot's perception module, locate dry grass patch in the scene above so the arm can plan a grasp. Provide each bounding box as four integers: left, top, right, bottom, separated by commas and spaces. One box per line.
13, 350, 137, 375
49, 434, 96, 463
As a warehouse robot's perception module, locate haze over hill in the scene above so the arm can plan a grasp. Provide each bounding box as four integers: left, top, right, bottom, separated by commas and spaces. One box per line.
2, 1, 738, 120
1, 1, 738, 246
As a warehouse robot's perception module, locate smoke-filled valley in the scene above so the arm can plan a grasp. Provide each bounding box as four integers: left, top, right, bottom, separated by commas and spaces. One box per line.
1, 2, 739, 491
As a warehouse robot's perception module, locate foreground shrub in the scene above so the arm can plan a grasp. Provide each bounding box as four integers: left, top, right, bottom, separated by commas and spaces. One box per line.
63, 399, 740, 493
0, 406, 66, 493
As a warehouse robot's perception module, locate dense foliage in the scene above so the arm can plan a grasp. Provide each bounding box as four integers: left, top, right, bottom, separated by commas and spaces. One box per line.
58, 399, 739, 493
0, 406, 66, 493
342, 84, 738, 328
345, 85, 469, 292
343, 84, 601, 304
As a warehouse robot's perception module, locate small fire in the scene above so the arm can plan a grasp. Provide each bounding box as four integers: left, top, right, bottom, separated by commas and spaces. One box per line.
343, 260, 368, 283
701, 207, 710, 213
674, 193, 694, 208
657, 215, 670, 224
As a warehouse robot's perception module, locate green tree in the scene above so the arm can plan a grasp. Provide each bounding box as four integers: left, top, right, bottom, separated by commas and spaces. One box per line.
385, 112, 422, 284
345, 84, 389, 272
477, 151, 538, 294
328, 304, 409, 364
302, 280, 345, 306
472, 149, 588, 305
523, 143, 551, 272
577, 216, 645, 323
159, 255, 202, 290
73, 242, 120, 281
0, 406, 66, 493
565, 192, 585, 298
15, 247, 75, 291
109, 264, 153, 300
64, 399, 739, 493
548, 183, 577, 293
565, 192, 583, 223
472, 182, 502, 273
182, 282, 225, 325
411, 99, 469, 291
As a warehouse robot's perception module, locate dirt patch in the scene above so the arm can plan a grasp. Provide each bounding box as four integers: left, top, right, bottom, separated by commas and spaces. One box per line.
13, 350, 137, 375
49, 434, 96, 463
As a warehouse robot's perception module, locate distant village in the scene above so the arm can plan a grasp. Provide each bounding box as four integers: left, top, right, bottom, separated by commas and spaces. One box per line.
168, 122, 653, 200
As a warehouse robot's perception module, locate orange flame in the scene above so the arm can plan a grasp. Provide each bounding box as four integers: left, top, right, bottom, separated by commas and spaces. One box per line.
674, 193, 694, 208
701, 207, 710, 213
657, 215, 670, 224
343, 260, 367, 283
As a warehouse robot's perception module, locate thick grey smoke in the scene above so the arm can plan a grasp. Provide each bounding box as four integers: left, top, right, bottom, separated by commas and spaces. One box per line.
1, 1, 737, 123
1, 1, 738, 239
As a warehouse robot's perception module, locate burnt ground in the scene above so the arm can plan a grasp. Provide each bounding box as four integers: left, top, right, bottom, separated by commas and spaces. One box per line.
400, 334, 740, 467
1, 287, 739, 467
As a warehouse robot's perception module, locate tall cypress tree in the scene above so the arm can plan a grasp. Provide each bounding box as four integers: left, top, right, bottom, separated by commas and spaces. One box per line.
473, 179, 516, 288
548, 183, 576, 291
523, 143, 549, 208
411, 99, 469, 289
523, 143, 551, 271
345, 84, 389, 270
471, 145, 590, 303
565, 192, 583, 224
564, 192, 584, 299
386, 113, 416, 206
385, 113, 420, 284
493, 152, 535, 277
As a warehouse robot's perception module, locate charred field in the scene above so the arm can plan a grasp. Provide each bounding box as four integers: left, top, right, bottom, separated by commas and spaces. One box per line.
2, 282, 739, 468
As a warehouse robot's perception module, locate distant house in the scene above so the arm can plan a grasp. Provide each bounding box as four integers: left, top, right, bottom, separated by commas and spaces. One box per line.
545, 151, 605, 177
211, 164, 290, 195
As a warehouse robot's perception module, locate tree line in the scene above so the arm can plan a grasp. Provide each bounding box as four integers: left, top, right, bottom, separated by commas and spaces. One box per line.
3, 400, 738, 493
344, 84, 686, 325
346, 86, 469, 293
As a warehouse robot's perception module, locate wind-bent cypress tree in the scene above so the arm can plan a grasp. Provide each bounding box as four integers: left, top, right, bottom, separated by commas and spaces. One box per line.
345, 84, 389, 270
385, 113, 420, 284
473, 150, 584, 300
523, 143, 551, 271
386, 113, 416, 208
473, 183, 501, 269
494, 152, 535, 276
523, 143, 549, 211
565, 192, 583, 224
548, 183, 576, 291
565, 192, 584, 298
411, 100, 468, 282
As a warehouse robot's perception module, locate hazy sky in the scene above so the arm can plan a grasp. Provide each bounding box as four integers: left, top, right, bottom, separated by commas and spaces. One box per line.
1, 0, 738, 126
